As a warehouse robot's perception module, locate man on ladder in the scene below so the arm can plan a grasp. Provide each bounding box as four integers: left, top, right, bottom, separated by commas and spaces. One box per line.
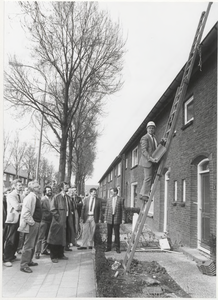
139, 121, 158, 204
139, 121, 166, 206
122, 2, 212, 273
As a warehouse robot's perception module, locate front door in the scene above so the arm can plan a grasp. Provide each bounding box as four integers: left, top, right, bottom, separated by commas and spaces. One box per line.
163, 170, 170, 233
131, 182, 138, 207
200, 173, 210, 249
198, 159, 210, 252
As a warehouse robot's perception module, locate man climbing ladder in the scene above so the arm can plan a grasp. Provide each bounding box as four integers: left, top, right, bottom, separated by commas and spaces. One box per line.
122, 2, 213, 273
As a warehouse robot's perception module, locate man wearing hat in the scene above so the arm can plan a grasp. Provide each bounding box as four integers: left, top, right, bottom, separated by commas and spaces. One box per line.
139, 121, 158, 203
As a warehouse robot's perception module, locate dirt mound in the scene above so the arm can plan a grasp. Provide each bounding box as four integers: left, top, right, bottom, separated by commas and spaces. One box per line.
94, 224, 191, 298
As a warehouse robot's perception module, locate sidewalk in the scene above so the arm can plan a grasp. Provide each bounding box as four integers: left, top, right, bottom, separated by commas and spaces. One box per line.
2, 248, 96, 298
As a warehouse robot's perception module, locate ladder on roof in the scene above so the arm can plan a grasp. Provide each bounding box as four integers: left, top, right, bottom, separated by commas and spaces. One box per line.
122, 2, 212, 273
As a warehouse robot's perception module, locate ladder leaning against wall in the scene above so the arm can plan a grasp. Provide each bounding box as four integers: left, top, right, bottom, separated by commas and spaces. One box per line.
122, 2, 213, 273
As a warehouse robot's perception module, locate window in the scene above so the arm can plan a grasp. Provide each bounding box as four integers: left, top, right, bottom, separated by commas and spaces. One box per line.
184, 96, 194, 124
117, 162, 121, 176
9, 175, 14, 182
117, 186, 120, 196
174, 181, 178, 201
110, 171, 113, 181
3, 173, 6, 181
131, 147, 138, 167
182, 179, 186, 202
107, 174, 110, 183
125, 158, 128, 169
114, 166, 117, 177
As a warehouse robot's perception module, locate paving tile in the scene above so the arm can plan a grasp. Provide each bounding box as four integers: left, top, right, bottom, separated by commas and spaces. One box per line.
59, 281, 78, 288
36, 291, 58, 298
56, 287, 77, 297
15, 288, 40, 297
2, 291, 18, 297
76, 288, 96, 298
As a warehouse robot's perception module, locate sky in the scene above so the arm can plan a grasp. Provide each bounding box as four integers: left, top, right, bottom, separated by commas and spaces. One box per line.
2, 1, 218, 186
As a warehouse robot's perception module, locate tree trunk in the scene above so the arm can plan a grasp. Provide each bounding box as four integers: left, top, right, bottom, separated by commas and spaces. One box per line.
66, 130, 73, 184
58, 132, 68, 183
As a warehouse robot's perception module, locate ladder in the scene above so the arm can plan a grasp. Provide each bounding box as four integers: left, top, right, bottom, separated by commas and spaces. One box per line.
122, 2, 212, 273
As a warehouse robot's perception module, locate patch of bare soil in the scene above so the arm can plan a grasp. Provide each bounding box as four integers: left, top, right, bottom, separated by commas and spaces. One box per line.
94, 224, 191, 298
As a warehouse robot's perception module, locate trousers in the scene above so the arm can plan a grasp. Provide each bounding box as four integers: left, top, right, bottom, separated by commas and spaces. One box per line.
81, 216, 96, 247
20, 222, 40, 269
35, 220, 51, 254
3, 222, 20, 262
49, 244, 64, 259
140, 166, 154, 197
107, 216, 120, 250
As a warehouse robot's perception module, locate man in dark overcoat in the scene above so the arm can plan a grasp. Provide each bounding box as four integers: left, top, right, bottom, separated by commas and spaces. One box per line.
47, 182, 74, 263
104, 187, 125, 253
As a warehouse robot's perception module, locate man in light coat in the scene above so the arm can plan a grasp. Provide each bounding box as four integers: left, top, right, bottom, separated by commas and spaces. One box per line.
18, 180, 42, 273
3, 179, 23, 267
77, 188, 102, 250
104, 188, 125, 253
138, 121, 158, 203
47, 182, 75, 263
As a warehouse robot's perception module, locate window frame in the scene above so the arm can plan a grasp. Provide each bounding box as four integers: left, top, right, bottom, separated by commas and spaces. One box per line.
184, 96, 194, 125
182, 179, 186, 202
117, 162, 121, 176
131, 146, 138, 168
174, 180, 178, 202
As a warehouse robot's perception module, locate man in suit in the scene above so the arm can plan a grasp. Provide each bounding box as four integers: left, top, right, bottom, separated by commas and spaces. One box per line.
104, 187, 125, 253
77, 188, 102, 250
47, 182, 75, 263
138, 121, 158, 203
3, 179, 23, 267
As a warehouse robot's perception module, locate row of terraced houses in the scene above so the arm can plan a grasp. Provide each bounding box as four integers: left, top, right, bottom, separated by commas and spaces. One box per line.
98, 23, 217, 255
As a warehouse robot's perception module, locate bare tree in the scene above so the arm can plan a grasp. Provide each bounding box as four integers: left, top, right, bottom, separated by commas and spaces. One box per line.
3, 131, 14, 172
5, 1, 126, 182
38, 157, 55, 187
72, 125, 98, 194
10, 136, 27, 177
22, 145, 37, 182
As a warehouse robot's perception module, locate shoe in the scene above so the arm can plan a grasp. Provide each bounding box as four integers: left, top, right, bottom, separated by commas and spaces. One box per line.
4, 262, 12, 267
77, 247, 87, 250
41, 250, 50, 255
52, 258, 58, 263
105, 248, 111, 252
28, 262, 38, 267
59, 255, 68, 260
88, 246, 93, 250
35, 253, 40, 259
65, 247, 72, 251
116, 249, 121, 253
20, 267, 32, 273
73, 243, 80, 247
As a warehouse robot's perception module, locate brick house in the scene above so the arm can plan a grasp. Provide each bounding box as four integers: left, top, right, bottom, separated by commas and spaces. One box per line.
3, 165, 32, 189
98, 23, 217, 254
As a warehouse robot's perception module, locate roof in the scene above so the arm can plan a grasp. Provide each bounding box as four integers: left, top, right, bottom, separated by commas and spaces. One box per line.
98, 22, 217, 183
4, 165, 32, 179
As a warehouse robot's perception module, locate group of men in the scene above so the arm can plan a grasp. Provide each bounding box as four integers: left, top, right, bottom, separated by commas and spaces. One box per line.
3, 180, 83, 273
3, 120, 160, 273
